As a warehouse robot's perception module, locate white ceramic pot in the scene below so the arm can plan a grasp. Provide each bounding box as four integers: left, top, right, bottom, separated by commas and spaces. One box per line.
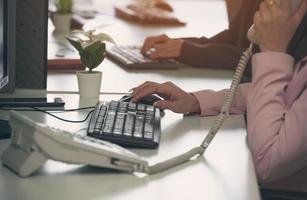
52, 13, 72, 34
76, 71, 102, 99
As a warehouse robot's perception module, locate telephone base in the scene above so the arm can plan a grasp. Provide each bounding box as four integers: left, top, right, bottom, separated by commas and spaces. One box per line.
2, 144, 47, 177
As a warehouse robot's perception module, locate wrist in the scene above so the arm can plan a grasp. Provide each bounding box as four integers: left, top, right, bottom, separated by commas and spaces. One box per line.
260, 44, 287, 53
189, 93, 201, 114
176, 39, 185, 56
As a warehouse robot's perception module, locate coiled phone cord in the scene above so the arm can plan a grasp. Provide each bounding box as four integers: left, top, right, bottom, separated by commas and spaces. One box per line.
146, 43, 254, 174
200, 43, 254, 151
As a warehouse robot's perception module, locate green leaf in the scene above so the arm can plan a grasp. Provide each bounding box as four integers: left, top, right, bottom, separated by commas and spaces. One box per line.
94, 33, 115, 44
71, 30, 92, 40
79, 42, 106, 71
66, 37, 83, 52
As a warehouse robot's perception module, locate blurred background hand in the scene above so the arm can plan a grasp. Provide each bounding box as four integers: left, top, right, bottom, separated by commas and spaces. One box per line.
141, 34, 184, 59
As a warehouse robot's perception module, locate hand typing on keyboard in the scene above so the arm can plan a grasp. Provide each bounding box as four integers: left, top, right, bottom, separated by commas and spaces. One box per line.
131, 81, 201, 114
141, 34, 184, 59
120, 94, 162, 106
106, 45, 184, 69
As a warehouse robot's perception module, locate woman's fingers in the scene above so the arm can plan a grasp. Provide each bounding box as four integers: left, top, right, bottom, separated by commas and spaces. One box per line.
259, 1, 273, 22
131, 82, 159, 102
293, 0, 307, 27
141, 34, 169, 54
147, 39, 184, 59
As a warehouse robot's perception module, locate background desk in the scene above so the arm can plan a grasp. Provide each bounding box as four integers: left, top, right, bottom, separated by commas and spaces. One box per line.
0, 94, 260, 200
47, 0, 231, 94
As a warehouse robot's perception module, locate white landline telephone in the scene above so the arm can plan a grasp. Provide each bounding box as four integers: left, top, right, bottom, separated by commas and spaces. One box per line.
1, 0, 302, 177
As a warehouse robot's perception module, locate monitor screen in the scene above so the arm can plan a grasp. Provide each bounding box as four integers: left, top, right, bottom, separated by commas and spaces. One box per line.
0, 0, 15, 93
0, 0, 8, 90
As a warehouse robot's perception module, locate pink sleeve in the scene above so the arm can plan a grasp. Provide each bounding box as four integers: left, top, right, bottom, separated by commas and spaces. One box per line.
192, 83, 249, 116
247, 52, 307, 183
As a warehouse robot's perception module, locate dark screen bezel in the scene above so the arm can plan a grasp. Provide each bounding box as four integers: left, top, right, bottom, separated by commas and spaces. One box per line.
0, 0, 8, 89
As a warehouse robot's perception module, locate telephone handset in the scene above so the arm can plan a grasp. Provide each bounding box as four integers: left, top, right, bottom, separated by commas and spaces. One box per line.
247, 0, 302, 44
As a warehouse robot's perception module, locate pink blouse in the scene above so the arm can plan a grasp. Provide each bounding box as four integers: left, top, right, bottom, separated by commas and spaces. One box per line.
193, 52, 307, 192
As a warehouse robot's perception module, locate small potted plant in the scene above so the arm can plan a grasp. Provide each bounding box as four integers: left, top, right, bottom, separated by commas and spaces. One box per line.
52, 0, 73, 34
66, 30, 115, 98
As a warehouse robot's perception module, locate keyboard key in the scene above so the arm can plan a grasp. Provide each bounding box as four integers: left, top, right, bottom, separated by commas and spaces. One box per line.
144, 109, 154, 140
113, 113, 125, 135
128, 102, 137, 111
97, 115, 105, 123
146, 105, 154, 112
134, 114, 145, 138
144, 123, 153, 140
137, 104, 146, 112
102, 111, 116, 134
109, 101, 119, 110
123, 113, 135, 137
118, 102, 128, 112
95, 122, 102, 130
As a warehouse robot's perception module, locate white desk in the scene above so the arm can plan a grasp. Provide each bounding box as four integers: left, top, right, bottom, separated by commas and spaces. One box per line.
0, 94, 260, 200
48, 62, 233, 94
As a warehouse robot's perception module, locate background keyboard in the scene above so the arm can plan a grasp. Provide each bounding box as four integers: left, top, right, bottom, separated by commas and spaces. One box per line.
88, 100, 161, 148
106, 45, 186, 69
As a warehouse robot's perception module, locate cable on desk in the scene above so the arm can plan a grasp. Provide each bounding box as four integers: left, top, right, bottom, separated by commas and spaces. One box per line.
48, 106, 95, 113
0, 106, 95, 112
0, 106, 95, 123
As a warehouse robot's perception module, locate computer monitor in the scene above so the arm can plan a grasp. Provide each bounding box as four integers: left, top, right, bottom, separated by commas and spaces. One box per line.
0, 0, 15, 93
0, 0, 48, 93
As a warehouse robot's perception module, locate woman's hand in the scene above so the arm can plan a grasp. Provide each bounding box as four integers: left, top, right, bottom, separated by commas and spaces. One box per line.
141, 34, 184, 59
130, 81, 201, 114
254, 0, 307, 52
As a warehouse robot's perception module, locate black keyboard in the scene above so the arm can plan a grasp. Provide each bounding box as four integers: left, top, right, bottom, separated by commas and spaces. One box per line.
87, 100, 161, 148
106, 45, 186, 69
